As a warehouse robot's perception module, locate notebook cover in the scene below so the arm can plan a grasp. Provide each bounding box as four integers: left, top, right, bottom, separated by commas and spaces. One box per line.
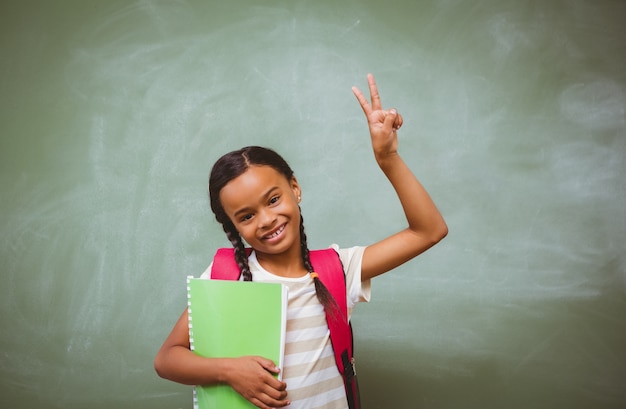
187, 277, 288, 409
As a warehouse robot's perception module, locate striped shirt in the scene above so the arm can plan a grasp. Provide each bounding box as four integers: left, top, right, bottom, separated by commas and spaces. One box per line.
201, 245, 370, 409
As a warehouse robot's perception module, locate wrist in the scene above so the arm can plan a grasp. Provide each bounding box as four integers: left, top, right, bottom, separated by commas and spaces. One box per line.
375, 151, 401, 170
215, 358, 235, 384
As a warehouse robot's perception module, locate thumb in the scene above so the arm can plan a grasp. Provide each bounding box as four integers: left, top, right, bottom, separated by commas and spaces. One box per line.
384, 108, 398, 129
254, 356, 280, 374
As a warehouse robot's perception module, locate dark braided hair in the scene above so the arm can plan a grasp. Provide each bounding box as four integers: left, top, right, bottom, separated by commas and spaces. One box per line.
208, 146, 339, 317
298, 214, 340, 319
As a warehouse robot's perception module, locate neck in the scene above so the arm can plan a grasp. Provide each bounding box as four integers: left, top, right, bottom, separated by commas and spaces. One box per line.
255, 247, 307, 278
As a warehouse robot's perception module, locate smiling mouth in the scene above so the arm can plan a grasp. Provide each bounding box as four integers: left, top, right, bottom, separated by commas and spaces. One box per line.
264, 224, 286, 240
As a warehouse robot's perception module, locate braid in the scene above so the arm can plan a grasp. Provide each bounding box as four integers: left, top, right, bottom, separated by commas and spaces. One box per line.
300, 213, 314, 273
299, 211, 340, 320
223, 221, 252, 281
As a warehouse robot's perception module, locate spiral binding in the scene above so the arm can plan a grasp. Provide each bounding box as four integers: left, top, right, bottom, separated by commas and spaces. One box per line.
187, 276, 200, 409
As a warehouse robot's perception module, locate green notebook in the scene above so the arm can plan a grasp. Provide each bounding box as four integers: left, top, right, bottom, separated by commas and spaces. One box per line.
187, 277, 288, 409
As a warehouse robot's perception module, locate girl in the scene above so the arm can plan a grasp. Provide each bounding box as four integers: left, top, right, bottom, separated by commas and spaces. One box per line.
154, 74, 448, 409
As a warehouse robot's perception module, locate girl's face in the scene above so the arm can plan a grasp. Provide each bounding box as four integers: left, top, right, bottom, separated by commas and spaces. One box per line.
219, 165, 302, 257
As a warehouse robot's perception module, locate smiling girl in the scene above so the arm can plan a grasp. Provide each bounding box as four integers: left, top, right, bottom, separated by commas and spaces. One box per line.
154, 74, 448, 409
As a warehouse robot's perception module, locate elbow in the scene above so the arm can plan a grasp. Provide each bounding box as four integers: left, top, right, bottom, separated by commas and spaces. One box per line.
154, 350, 169, 380
407, 219, 448, 256
426, 219, 448, 247
436, 220, 448, 242
154, 355, 165, 379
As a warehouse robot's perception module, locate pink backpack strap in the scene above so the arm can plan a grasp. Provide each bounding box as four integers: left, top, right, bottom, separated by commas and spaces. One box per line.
309, 250, 351, 364
310, 249, 360, 409
210, 248, 251, 280
209, 247, 360, 409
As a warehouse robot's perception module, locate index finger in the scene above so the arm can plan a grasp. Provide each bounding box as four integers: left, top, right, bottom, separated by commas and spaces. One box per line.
352, 85, 372, 116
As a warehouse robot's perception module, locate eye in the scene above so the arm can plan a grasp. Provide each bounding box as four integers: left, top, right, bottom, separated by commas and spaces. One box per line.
239, 213, 254, 223
269, 195, 280, 205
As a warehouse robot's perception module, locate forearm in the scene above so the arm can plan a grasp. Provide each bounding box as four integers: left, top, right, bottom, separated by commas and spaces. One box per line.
376, 152, 448, 241
360, 152, 447, 279
155, 343, 288, 407
154, 344, 232, 386
154, 309, 234, 386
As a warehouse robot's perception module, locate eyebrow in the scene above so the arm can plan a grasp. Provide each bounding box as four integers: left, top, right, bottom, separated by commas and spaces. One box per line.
232, 186, 281, 219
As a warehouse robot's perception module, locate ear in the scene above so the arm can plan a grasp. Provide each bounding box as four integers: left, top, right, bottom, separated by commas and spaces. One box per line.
290, 176, 302, 203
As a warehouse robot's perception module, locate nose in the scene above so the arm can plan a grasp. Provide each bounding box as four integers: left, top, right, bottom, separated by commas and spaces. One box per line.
258, 208, 277, 228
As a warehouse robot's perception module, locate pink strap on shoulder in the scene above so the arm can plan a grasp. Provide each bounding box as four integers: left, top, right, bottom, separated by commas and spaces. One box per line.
210, 248, 250, 280
310, 249, 352, 374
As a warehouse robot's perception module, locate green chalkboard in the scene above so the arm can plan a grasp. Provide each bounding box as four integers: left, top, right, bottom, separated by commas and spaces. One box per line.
1, 1, 625, 408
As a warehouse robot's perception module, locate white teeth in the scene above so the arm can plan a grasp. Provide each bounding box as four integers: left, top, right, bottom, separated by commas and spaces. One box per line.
266, 225, 285, 239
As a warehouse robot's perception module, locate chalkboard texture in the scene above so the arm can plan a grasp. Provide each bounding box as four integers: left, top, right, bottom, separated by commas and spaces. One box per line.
1, 1, 625, 408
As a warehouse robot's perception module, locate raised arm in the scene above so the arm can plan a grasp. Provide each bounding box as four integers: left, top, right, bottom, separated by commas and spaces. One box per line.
352, 74, 448, 281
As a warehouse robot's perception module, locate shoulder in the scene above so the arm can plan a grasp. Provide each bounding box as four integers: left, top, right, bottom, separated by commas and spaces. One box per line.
328, 245, 370, 306
199, 263, 213, 279
328, 244, 366, 272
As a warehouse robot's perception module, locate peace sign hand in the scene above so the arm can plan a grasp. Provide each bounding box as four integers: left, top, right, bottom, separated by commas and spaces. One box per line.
352, 73, 404, 163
